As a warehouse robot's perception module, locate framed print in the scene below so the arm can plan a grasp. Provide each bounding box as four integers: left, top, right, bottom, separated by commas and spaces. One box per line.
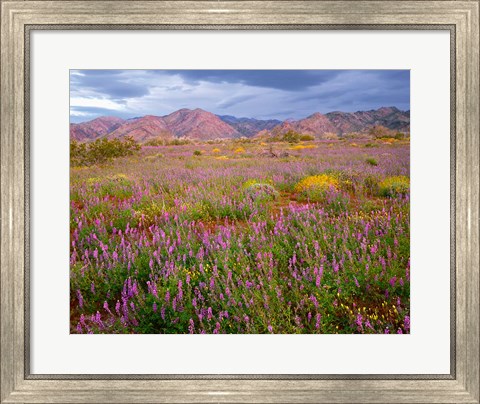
1, 1, 478, 403
68, 68, 412, 337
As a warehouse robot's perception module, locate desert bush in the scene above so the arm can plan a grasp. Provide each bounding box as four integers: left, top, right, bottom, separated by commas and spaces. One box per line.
343, 132, 372, 140
363, 175, 380, 196
321, 169, 359, 193
321, 132, 339, 140
193, 150, 202, 156
359, 199, 381, 213
299, 134, 315, 141
290, 144, 317, 150
206, 139, 224, 145
233, 137, 253, 144
70, 136, 140, 167
378, 176, 410, 197
167, 138, 191, 146
369, 125, 394, 139
282, 130, 301, 144
294, 174, 339, 202
243, 179, 278, 202
294, 175, 350, 211
244, 183, 278, 202
264, 136, 280, 143
70, 141, 88, 166
365, 157, 378, 166
144, 137, 167, 146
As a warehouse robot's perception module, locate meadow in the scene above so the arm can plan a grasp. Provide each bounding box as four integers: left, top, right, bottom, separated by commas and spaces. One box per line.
70, 136, 410, 334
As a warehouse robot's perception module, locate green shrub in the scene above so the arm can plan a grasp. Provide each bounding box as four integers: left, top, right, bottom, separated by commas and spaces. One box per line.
144, 137, 166, 146
299, 134, 315, 141
321, 132, 339, 140
360, 199, 383, 213
363, 175, 380, 196
321, 169, 358, 193
365, 157, 378, 166
369, 125, 394, 139
70, 136, 140, 166
193, 150, 202, 156
167, 138, 191, 146
282, 130, 301, 144
244, 183, 279, 202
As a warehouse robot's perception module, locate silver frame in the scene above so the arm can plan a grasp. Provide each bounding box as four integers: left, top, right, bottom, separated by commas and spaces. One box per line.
1, 1, 478, 402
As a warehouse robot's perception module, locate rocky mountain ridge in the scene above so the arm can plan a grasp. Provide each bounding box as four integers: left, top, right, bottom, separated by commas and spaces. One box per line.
71, 107, 410, 143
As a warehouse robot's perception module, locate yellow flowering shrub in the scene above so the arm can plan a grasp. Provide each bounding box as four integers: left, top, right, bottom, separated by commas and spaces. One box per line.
109, 173, 129, 181
294, 174, 350, 211
134, 202, 164, 224
234, 147, 246, 154
378, 176, 410, 197
289, 144, 318, 150
212, 148, 221, 153
242, 178, 274, 189
86, 177, 103, 185
294, 174, 339, 194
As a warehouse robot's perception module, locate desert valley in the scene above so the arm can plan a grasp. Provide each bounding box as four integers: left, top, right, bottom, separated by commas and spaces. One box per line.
70, 105, 410, 334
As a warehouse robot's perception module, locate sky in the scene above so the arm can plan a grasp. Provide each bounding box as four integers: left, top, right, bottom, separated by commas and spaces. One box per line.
70, 70, 410, 123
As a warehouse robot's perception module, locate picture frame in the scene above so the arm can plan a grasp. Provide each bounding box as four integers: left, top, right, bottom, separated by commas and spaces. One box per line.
1, 1, 478, 402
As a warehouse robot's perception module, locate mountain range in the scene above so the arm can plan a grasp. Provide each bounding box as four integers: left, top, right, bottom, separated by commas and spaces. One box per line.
70, 107, 410, 143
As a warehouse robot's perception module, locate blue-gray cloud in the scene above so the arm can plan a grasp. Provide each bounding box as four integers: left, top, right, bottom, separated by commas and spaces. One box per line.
70, 70, 152, 100
216, 94, 253, 109
70, 69, 410, 123
69, 105, 128, 119
168, 70, 342, 91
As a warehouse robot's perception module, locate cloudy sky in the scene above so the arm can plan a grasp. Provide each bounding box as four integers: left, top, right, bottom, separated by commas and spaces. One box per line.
70, 70, 410, 123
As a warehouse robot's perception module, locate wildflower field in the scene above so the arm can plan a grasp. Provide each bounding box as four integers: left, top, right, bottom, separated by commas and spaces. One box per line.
70, 138, 410, 334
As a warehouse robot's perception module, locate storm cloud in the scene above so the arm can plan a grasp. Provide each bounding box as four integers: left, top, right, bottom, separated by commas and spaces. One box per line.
70, 70, 410, 123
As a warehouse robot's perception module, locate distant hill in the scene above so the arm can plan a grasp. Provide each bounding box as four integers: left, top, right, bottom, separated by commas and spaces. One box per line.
325, 107, 410, 134
71, 109, 241, 143
107, 115, 173, 142
70, 116, 125, 142
70, 106, 410, 143
265, 107, 409, 138
218, 115, 281, 137
267, 112, 337, 137
162, 109, 240, 140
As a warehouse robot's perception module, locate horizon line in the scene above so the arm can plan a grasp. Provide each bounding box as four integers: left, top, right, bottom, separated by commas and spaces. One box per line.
70, 105, 410, 125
